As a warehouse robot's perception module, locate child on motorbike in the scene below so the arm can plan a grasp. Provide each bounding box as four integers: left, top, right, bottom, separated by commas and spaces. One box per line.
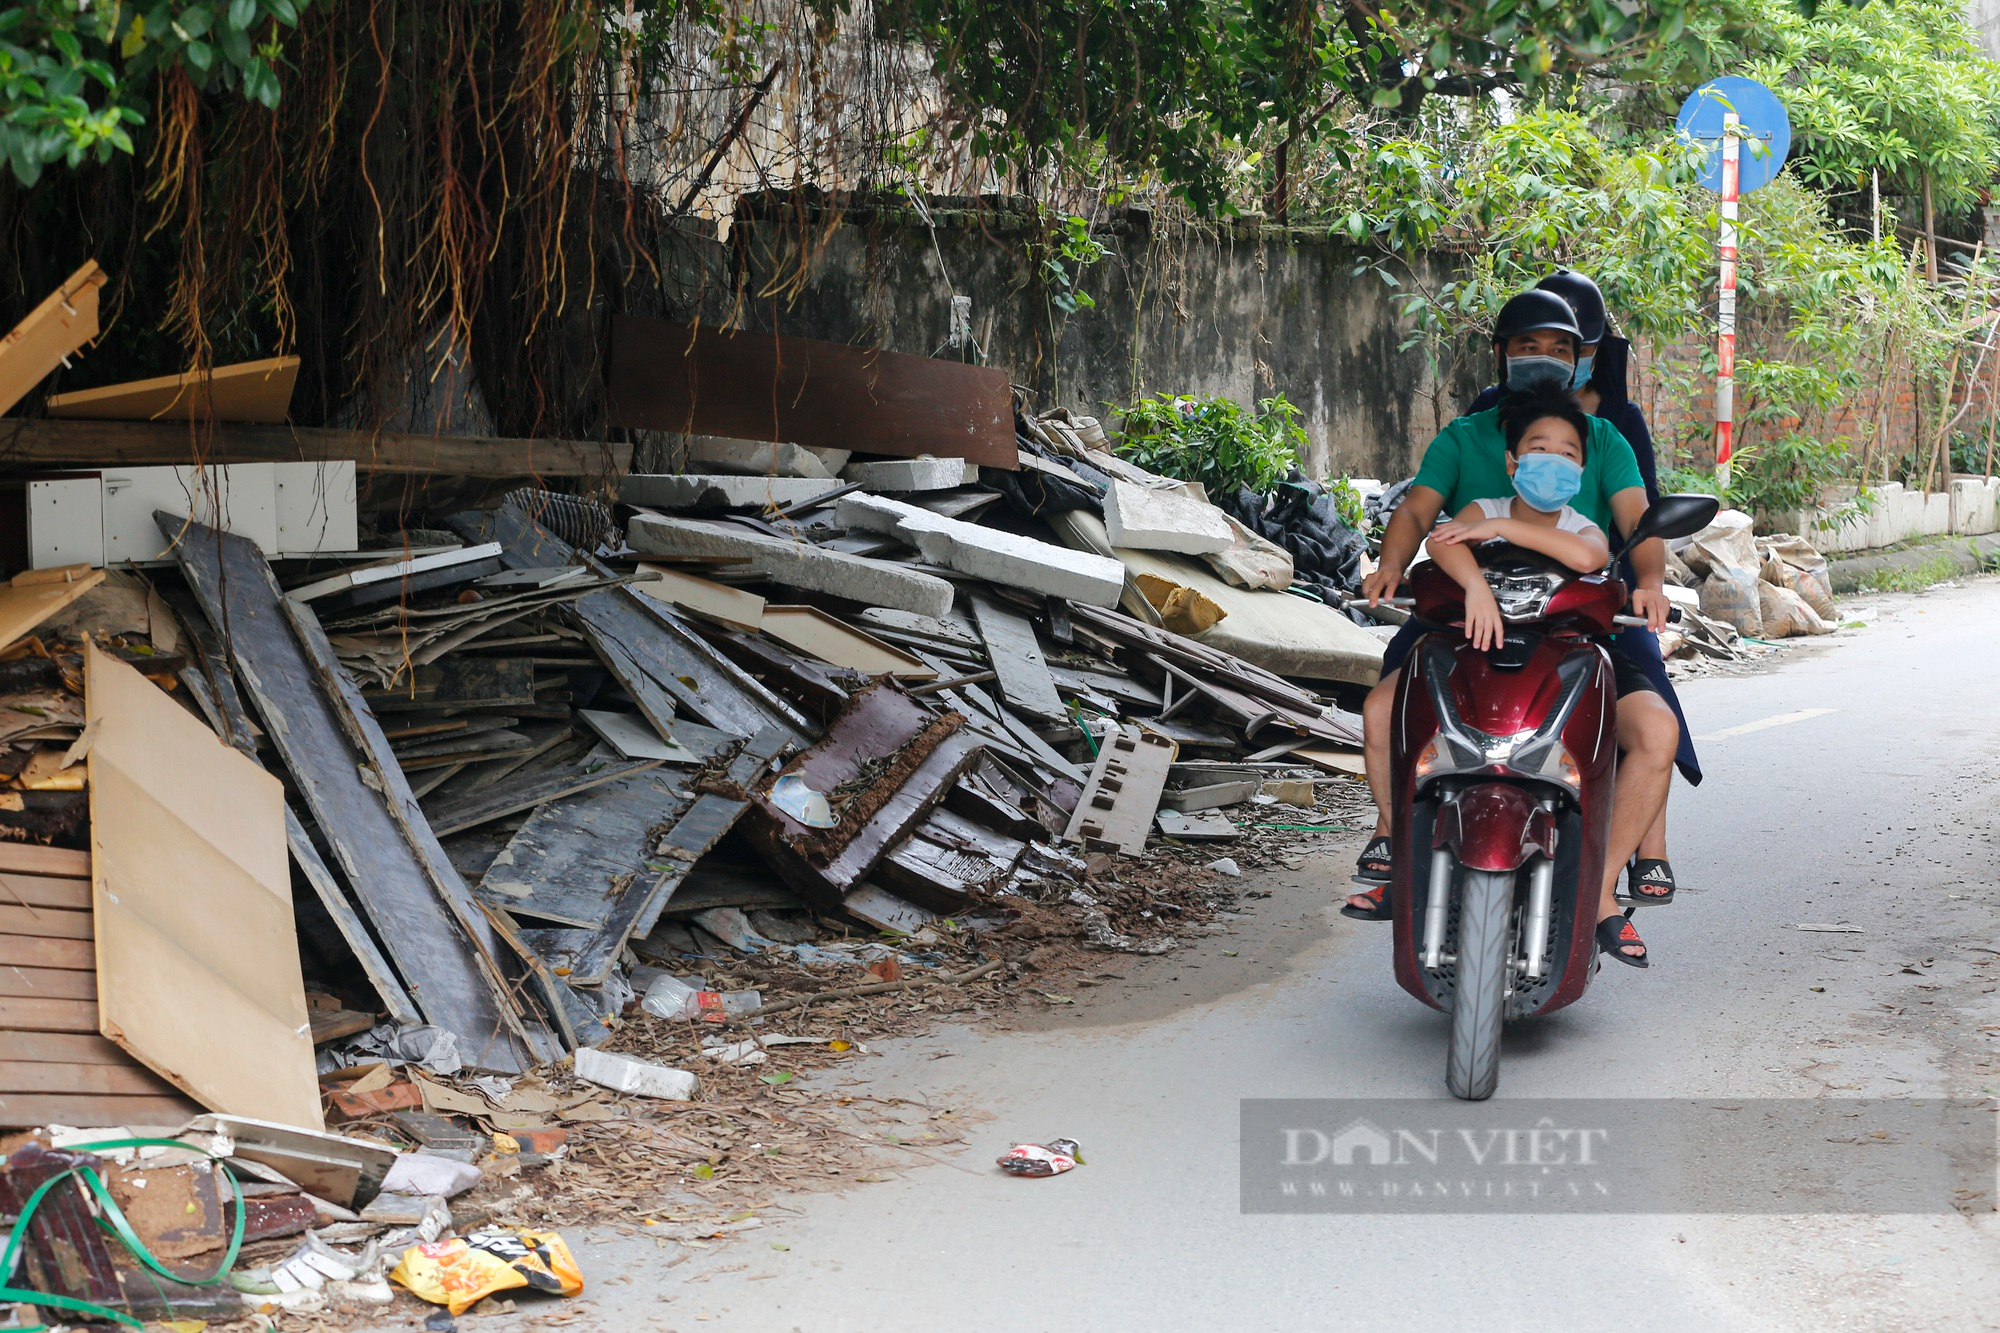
1426, 389, 1610, 646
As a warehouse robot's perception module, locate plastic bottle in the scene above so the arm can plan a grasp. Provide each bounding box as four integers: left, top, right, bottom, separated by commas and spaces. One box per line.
639, 974, 701, 1020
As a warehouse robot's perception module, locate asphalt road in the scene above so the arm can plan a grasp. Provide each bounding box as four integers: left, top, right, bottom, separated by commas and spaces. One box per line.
560, 579, 2000, 1332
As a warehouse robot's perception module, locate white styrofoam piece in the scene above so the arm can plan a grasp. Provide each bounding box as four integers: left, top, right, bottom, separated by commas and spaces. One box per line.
102, 463, 278, 564
275, 461, 359, 554
27, 477, 105, 569
573, 1048, 698, 1100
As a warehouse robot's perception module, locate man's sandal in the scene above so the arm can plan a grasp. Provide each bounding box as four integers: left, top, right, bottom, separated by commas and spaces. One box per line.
1596, 912, 1650, 968
1619, 858, 1676, 905
1341, 883, 1393, 921
1352, 836, 1393, 887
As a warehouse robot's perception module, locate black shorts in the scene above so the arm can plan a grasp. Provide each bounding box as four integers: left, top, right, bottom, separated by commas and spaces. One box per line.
1377, 619, 1658, 698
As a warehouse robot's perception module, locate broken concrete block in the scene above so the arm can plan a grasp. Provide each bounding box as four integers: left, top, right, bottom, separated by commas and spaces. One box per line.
834, 494, 1124, 606
1103, 480, 1234, 554
1952, 476, 2000, 534
804, 446, 851, 473
621, 474, 843, 512
684, 436, 835, 479
628, 513, 955, 617
840, 456, 966, 492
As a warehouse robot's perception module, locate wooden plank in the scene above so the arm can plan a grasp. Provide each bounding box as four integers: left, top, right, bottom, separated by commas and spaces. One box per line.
0, 567, 105, 653
0, 934, 93, 969
0, 1030, 139, 1065
455, 504, 809, 744
47, 355, 299, 423
168, 516, 537, 1072
0, 966, 95, 1000
86, 641, 324, 1127
0, 1060, 183, 1095
0, 872, 91, 908
634, 563, 765, 631
0, 418, 630, 477
970, 591, 1065, 722
478, 770, 698, 929
0, 1091, 200, 1128
422, 755, 664, 838
0, 261, 105, 417
0, 995, 99, 1031
0, 905, 92, 940
760, 606, 936, 679
840, 883, 938, 934
514, 728, 788, 985
173, 640, 425, 1028
604, 313, 1018, 470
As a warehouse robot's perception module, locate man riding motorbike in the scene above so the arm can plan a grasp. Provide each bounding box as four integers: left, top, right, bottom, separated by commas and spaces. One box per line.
1463, 271, 1702, 904
1343, 290, 1676, 963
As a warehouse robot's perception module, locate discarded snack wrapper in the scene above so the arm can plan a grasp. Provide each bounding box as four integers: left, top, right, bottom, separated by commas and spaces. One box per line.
997, 1138, 1083, 1177
391, 1226, 584, 1315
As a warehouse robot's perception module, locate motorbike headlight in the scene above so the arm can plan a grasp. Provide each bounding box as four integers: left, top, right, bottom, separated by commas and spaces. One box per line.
1484, 569, 1567, 622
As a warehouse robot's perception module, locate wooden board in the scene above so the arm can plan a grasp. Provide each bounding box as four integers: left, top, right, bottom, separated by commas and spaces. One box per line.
0, 995, 99, 1032
422, 754, 662, 837
456, 504, 809, 745
168, 516, 537, 1071
970, 592, 1065, 722
0, 872, 91, 909
0, 967, 96, 1001
0, 261, 105, 417
0, 934, 95, 969
86, 641, 323, 1128
0, 568, 105, 653
604, 313, 1017, 470
0, 904, 92, 940
0, 1092, 200, 1129
634, 563, 765, 631
513, 728, 789, 985
478, 771, 699, 929
0, 844, 90, 878
760, 606, 936, 679
47, 355, 299, 423
1289, 744, 1366, 776
0, 418, 630, 477
1062, 724, 1178, 854
0, 1030, 149, 1064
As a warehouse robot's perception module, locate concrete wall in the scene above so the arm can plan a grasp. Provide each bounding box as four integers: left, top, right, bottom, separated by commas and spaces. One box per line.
1772, 476, 2000, 552
654, 214, 1482, 482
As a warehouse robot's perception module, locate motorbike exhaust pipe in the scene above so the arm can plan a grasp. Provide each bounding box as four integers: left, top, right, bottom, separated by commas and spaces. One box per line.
1521, 854, 1556, 980
1420, 848, 1454, 970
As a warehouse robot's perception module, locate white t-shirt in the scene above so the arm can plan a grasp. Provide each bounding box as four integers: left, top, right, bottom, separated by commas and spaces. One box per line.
1471, 496, 1599, 537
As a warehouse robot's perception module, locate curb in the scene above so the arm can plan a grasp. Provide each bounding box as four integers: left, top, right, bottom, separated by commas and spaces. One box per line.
1827, 533, 2000, 593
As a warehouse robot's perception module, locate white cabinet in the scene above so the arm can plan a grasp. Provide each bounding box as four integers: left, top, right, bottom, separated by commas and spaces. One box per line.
22, 462, 358, 568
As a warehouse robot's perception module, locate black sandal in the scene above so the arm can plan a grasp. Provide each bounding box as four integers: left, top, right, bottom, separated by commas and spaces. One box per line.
1352, 836, 1393, 887
1340, 883, 1393, 922
1596, 912, 1650, 968
1621, 858, 1676, 905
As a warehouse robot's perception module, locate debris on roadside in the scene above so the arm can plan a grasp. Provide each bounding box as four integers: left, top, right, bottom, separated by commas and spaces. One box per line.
997, 1137, 1084, 1177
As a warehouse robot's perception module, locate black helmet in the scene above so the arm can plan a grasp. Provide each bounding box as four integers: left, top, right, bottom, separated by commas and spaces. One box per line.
1493, 289, 1583, 348
1537, 270, 1607, 345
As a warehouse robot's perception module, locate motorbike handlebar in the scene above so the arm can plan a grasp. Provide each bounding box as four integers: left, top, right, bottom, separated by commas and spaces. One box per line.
1343, 596, 1416, 608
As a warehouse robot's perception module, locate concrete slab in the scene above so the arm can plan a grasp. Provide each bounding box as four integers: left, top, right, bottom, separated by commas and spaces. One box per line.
622, 475, 843, 511
1047, 509, 1384, 686
628, 513, 955, 617
834, 493, 1125, 606
1102, 480, 1234, 554
684, 436, 835, 479
840, 457, 966, 492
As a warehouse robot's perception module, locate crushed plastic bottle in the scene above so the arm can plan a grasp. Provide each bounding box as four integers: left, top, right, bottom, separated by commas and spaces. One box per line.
997, 1138, 1083, 1177
639, 974, 702, 1020
695, 989, 762, 1022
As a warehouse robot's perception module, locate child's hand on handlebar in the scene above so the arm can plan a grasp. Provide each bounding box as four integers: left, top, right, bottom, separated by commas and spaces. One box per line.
1629, 587, 1670, 632
1361, 565, 1403, 607
1462, 586, 1505, 652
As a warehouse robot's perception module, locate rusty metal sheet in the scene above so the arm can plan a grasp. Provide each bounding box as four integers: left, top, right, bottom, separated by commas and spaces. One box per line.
604, 314, 1018, 470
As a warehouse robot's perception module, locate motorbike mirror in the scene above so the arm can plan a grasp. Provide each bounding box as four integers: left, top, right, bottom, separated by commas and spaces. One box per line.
1610, 493, 1721, 561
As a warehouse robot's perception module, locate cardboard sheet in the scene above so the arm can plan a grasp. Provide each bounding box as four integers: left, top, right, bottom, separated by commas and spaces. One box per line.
47, 355, 299, 423
85, 642, 322, 1128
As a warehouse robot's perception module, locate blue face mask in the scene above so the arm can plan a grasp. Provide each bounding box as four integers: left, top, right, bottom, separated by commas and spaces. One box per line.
1512, 453, 1585, 512
1570, 353, 1595, 390
1506, 354, 1574, 393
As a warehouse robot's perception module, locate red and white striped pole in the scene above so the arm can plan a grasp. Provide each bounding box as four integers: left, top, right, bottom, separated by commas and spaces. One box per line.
1714, 111, 1741, 493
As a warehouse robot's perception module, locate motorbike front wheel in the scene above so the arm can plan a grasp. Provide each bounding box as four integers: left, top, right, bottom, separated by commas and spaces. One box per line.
1446, 867, 1513, 1101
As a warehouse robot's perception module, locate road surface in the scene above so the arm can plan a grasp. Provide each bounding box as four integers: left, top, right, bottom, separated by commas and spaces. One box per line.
562, 578, 2000, 1332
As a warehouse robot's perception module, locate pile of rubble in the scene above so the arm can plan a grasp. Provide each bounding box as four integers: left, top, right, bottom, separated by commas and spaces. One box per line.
0, 282, 1380, 1327
1657, 509, 1840, 669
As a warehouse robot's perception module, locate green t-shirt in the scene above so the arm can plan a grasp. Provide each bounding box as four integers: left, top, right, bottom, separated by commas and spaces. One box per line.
1411, 407, 1644, 531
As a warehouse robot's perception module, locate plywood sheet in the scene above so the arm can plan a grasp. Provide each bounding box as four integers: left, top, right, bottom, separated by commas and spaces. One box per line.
760, 607, 936, 679
0, 261, 105, 417
604, 314, 1017, 469
0, 568, 105, 653
86, 641, 322, 1129
634, 563, 765, 631
47, 356, 299, 423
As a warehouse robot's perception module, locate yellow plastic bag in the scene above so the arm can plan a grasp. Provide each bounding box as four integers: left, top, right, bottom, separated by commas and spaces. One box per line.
390, 1227, 584, 1315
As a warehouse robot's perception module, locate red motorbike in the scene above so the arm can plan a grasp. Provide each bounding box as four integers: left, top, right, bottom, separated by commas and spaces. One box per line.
1377, 495, 1716, 1099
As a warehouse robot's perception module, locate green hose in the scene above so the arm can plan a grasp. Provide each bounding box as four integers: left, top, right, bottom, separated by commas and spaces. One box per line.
0, 1136, 247, 1330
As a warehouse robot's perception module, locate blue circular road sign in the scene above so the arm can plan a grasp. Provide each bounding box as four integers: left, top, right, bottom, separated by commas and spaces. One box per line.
1676, 76, 1792, 195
